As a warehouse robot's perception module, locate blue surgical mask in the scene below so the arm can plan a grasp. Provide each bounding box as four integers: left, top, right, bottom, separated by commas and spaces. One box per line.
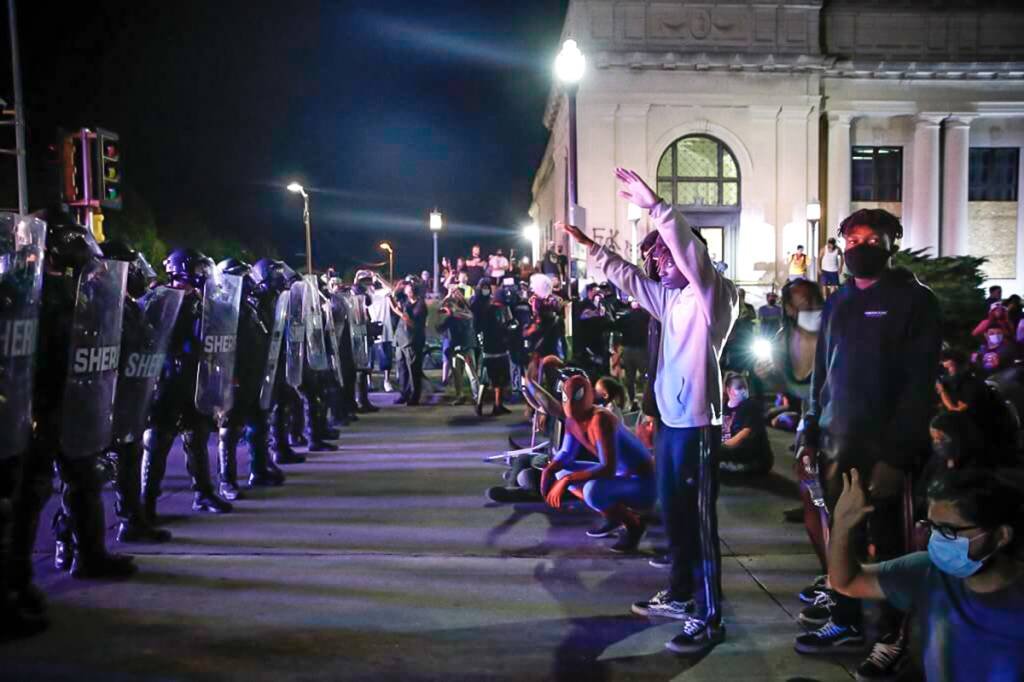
927, 529, 990, 578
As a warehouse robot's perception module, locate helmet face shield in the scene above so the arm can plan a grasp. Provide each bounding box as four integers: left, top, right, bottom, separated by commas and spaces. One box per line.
134, 252, 157, 282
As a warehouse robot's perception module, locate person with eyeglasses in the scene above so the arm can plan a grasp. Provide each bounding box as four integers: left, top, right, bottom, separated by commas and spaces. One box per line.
828, 467, 1024, 682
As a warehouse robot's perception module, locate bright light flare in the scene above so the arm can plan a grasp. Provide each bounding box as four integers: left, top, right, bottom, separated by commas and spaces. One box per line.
429, 210, 443, 231
522, 223, 540, 242
379, 242, 392, 252
287, 182, 305, 195
753, 337, 773, 362
555, 39, 586, 85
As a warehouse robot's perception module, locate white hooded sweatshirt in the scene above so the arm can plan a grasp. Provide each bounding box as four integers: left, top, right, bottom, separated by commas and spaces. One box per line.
588, 201, 737, 428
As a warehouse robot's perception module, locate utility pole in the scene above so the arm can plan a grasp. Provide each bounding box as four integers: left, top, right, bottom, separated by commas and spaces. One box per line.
7, 0, 27, 214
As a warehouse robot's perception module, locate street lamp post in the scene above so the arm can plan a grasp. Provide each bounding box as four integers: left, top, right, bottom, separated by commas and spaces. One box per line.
287, 182, 313, 275
379, 242, 394, 283
429, 209, 443, 296
555, 39, 586, 211
627, 202, 642, 265
806, 199, 821, 281
7, 0, 28, 214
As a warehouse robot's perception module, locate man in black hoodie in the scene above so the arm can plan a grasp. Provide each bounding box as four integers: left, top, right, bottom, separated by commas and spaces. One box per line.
794, 209, 941, 682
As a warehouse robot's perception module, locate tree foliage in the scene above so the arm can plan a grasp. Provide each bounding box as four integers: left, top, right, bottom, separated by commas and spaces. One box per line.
892, 248, 988, 352
101, 190, 277, 273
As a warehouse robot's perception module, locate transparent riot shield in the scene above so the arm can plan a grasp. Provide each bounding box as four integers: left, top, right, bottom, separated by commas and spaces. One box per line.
303, 275, 328, 371
194, 270, 243, 416
0, 214, 46, 459
61, 259, 128, 458
285, 281, 306, 388
323, 294, 345, 389
258, 290, 289, 411
348, 291, 372, 371
112, 287, 183, 443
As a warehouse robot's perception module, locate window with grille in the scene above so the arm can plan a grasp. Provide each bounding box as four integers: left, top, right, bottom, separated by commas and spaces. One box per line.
656, 135, 740, 208
851, 146, 903, 202
969, 148, 1019, 201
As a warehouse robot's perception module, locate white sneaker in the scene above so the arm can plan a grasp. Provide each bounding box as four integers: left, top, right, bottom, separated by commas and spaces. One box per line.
383, 380, 395, 393
631, 590, 695, 620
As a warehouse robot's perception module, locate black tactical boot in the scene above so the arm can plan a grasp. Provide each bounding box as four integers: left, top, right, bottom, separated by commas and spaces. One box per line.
64, 458, 137, 580
217, 427, 243, 501
272, 404, 305, 464
247, 422, 285, 487
141, 428, 173, 527
52, 507, 74, 572
184, 429, 233, 514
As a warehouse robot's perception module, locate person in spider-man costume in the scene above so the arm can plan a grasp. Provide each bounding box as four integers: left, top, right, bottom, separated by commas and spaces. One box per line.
540, 374, 656, 553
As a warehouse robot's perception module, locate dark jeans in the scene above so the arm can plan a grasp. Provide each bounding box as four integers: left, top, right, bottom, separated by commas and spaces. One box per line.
656, 423, 723, 626
398, 343, 424, 403
820, 432, 911, 633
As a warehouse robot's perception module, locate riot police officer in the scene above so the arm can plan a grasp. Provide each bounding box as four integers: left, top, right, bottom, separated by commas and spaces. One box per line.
0, 212, 48, 638
142, 248, 235, 516
102, 241, 180, 544
12, 209, 135, 605
253, 259, 306, 466
217, 258, 286, 497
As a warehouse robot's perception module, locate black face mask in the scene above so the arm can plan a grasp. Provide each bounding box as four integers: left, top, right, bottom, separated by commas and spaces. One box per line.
845, 244, 890, 278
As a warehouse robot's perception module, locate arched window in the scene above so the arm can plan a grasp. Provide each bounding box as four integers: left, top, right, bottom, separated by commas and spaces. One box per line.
656, 135, 740, 208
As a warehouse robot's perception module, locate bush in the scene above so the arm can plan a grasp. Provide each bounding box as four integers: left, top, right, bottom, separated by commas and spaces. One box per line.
892, 248, 987, 352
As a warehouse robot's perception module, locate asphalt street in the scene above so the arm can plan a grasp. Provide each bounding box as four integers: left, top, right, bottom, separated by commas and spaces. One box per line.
1, 392, 866, 681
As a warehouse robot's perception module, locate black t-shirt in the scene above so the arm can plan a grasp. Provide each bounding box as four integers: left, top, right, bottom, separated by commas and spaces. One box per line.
463, 264, 486, 286
722, 399, 761, 442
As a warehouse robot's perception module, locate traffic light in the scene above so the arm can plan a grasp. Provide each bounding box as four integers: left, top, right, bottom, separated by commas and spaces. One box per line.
95, 129, 122, 209
58, 130, 85, 205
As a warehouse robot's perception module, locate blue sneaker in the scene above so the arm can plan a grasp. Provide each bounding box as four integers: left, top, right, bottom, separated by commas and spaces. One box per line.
794, 618, 865, 655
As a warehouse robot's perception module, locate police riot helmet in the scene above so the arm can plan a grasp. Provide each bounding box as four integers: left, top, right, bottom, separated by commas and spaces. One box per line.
38, 206, 101, 273
100, 239, 156, 299
251, 257, 292, 293
164, 247, 214, 289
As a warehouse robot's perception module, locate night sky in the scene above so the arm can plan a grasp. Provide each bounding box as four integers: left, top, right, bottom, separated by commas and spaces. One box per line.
0, 0, 568, 276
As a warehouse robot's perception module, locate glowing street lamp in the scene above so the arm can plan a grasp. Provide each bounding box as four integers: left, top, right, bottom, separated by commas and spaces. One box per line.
287, 182, 313, 275
379, 241, 394, 283
429, 209, 443, 296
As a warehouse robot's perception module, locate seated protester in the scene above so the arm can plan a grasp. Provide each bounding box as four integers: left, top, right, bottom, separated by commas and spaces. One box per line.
936, 348, 986, 418
718, 373, 773, 474
829, 468, 1024, 682
974, 326, 1018, 377
972, 302, 1014, 340
595, 376, 628, 423
471, 278, 513, 417
541, 374, 656, 553
765, 393, 801, 432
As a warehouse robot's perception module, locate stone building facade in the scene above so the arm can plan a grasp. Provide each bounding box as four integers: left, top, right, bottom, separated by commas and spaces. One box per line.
531, 0, 1024, 293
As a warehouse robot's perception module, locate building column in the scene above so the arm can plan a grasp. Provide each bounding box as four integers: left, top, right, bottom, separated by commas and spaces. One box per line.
826, 112, 852, 235
910, 114, 944, 253
941, 116, 973, 256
